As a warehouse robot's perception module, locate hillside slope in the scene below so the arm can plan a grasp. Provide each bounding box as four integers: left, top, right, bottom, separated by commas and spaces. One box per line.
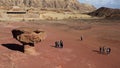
88, 7, 120, 19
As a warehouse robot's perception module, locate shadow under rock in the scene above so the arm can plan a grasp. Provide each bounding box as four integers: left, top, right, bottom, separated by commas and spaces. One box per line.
1, 43, 24, 52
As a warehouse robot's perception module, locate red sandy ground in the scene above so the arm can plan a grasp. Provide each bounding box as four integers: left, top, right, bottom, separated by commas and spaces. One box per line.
0, 19, 120, 68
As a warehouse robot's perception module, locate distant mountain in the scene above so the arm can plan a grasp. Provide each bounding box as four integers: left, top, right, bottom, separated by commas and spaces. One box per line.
88, 7, 120, 19
0, 0, 96, 13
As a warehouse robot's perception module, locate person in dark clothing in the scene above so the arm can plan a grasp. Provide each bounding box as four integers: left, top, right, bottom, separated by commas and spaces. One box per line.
106, 48, 111, 54
55, 41, 59, 48
100, 46, 105, 54
80, 36, 83, 41
99, 46, 102, 54
60, 40, 63, 48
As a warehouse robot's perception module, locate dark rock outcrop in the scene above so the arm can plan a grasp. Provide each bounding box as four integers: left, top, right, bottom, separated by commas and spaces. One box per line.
88, 7, 120, 19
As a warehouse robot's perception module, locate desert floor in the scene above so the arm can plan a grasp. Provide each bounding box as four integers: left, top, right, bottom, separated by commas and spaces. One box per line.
0, 19, 120, 68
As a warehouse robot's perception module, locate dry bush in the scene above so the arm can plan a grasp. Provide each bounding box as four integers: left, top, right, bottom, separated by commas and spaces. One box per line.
54, 17, 58, 20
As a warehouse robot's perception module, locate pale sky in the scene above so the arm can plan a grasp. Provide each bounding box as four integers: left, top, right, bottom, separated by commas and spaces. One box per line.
79, 0, 120, 8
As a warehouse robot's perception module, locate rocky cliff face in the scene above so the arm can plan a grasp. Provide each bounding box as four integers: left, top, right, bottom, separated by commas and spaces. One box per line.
0, 0, 96, 12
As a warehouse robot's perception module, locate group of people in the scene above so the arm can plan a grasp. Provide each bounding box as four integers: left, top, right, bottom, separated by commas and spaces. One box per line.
99, 46, 111, 55
54, 38, 112, 55
80, 35, 112, 55
55, 40, 63, 48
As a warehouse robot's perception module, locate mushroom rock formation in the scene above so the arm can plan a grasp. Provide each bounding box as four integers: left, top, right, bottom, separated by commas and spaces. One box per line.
12, 27, 47, 55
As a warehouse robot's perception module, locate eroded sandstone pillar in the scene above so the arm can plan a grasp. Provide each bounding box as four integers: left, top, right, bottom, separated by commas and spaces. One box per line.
24, 44, 38, 55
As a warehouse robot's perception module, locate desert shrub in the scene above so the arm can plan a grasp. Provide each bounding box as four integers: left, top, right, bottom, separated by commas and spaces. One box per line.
68, 16, 72, 19
54, 17, 58, 20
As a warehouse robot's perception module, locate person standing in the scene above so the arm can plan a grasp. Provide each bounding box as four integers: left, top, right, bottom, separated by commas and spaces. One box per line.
80, 36, 83, 41
55, 41, 59, 48
100, 46, 105, 54
106, 48, 111, 54
60, 40, 63, 48
99, 46, 102, 54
